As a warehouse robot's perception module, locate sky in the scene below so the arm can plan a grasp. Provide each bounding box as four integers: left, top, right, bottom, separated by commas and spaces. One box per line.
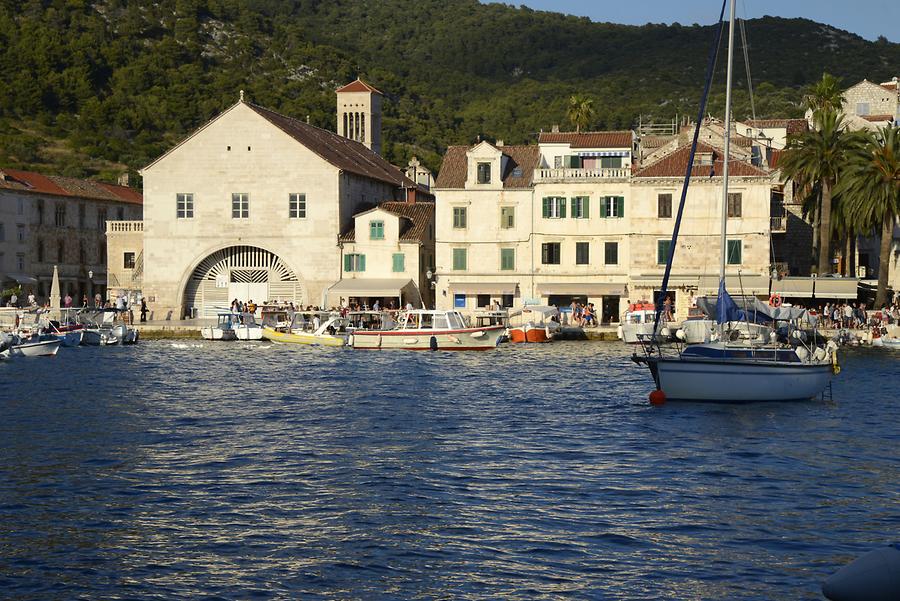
484, 1, 900, 42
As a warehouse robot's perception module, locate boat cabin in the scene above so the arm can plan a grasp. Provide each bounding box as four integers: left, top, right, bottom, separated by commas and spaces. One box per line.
397, 310, 468, 331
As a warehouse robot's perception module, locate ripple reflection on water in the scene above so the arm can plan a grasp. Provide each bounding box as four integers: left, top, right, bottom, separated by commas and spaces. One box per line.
0, 341, 898, 599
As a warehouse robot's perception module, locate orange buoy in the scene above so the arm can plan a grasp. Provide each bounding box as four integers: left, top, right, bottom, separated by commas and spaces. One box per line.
649, 390, 667, 406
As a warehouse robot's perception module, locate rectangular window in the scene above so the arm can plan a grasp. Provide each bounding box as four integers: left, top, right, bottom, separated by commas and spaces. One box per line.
571, 196, 590, 219
16, 253, 24, 271
856, 102, 870, 116
658, 193, 673, 218
37, 199, 44, 225
17, 198, 23, 215
176, 193, 194, 219
476, 162, 491, 184
600, 196, 625, 218
452, 248, 467, 270
78, 204, 85, 228
289, 193, 306, 218
454, 293, 467, 309
124, 252, 136, 269
575, 242, 590, 265
452, 207, 467, 229
727, 240, 742, 265
541, 197, 566, 219
57, 240, 64, 263
604, 242, 619, 265
97, 208, 106, 230
500, 206, 515, 229
500, 248, 515, 271
501, 294, 514, 308
344, 253, 366, 272
392, 253, 405, 272
55, 204, 66, 227
231, 193, 249, 219
727, 192, 742, 218
37, 240, 44, 263
657, 239, 672, 265
541, 242, 561, 265
16, 224, 25, 242
369, 220, 385, 240
600, 156, 623, 169
476, 294, 491, 308
116, 207, 124, 221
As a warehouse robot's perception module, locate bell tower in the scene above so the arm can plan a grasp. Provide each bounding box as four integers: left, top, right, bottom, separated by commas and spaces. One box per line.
336, 78, 383, 156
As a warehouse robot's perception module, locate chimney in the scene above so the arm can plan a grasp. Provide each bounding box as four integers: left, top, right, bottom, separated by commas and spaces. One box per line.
117, 172, 129, 187
551, 124, 560, 133
406, 187, 417, 204
496, 139, 504, 147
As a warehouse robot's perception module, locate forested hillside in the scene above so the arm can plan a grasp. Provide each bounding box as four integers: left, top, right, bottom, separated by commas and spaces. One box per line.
1, 0, 898, 181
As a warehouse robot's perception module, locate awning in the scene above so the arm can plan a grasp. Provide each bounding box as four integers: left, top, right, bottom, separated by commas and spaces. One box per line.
448, 281, 517, 294
537, 283, 626, 296
91, 276, 108, 285
813, 277, 859, 299
630, 275, 702, 288
698, 274, 770, 295
771, 277, 815, 297
328, 278, 417, 297
576, 151, 630, 157
4, 273, 38, 285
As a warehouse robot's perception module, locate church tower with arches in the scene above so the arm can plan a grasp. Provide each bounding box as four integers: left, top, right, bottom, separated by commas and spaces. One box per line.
336, 78, 383, 156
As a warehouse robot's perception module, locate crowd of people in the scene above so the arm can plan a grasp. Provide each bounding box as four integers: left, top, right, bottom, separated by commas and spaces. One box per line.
813, 301, 900, 329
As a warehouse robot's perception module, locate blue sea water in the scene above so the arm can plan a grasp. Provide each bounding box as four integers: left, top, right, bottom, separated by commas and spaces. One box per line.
0, 341, 898, 600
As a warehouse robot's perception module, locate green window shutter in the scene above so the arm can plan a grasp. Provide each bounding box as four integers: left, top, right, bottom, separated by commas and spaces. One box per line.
617, 196, 625, 218
542, 197, 550, 218
392, 253, 404, 272
727, 240, 742, 264
599, 197, 608, 218
359, 254, 366, 272
344, 254, 352, 272
559, 198, 566, 218
570, 197, 577, 217
582, 197, 590, 218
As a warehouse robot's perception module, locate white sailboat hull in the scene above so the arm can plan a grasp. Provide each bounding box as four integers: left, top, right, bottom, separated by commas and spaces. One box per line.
652, 358, 833, 402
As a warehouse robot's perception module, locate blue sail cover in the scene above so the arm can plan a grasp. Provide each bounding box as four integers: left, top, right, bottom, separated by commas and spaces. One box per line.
716, 279, 746, 324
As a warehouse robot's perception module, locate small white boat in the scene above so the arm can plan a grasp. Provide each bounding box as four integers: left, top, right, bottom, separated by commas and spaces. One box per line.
201, 313, 239, 341
262, 315, 351, 347
351, 309, 505, 350
234, 313, 263, 340
508, 306, 560, 343
619, 303, 669, 344
10, 338, 61, 357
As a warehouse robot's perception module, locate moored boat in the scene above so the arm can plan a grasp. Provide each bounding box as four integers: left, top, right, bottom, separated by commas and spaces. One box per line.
10, 337, 61, 357
350, 309, 504, 350
201, 313, 239, 341
508, 305, 559, 343
262, 314, 350, 347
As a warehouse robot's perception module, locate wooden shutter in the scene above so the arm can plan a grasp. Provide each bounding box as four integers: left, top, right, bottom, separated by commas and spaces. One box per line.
344, 254, 352, 272
541, 243, 549, 264
582, 196, 590, 218
616, 196, 625, 218
570, 197, 577, 217
542, 197, 550, 218
559, 198, 566, 218
599, 197, 608, 218
359, 254, 366, 272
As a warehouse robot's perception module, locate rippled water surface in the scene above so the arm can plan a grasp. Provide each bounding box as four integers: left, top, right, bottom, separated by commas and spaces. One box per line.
1, 341, 898, 599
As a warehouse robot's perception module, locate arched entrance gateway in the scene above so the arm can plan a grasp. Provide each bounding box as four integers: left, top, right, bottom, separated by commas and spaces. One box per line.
183, 246, 304, 317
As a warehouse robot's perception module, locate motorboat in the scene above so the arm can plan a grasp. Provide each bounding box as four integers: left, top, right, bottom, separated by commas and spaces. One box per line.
10, 337, 61, 357
201, 313, 239, 341
350, 309, 505, 350
234, 312, 263, 340
262, 314, 351, 347
632, 0, 836, 403
619, 302, 669, 344
508, 305, 560, 343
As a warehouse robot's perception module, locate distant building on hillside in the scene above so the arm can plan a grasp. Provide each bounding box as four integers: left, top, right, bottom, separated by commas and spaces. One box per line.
108, 80, 434, 320
841, 77, 899, 126
0, 168, 141, 305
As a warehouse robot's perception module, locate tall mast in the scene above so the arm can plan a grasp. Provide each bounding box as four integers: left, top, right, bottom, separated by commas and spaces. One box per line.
719, 0, 736, 283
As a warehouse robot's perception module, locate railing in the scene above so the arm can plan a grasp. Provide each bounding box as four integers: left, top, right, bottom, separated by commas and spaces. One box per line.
770, 216, 786, 232
534, 167, 631, 182
107, 220, 144, 233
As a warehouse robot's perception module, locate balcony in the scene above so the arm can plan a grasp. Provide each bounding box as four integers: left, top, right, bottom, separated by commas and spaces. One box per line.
107, 220, 143, 233
533, 167, 631, 183
770, 216, 786, 233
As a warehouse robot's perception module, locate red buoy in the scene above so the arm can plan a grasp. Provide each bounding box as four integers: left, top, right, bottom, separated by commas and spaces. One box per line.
649, 390, 667, 406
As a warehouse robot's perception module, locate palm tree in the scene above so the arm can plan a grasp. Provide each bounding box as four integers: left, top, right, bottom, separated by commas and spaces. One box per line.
803, 72, 844, 118
835, 125, 900, 308
779, 110, 857, 275
566, 95, 595, 133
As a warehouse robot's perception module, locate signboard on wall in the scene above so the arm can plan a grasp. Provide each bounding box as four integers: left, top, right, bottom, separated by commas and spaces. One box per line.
215, 273, 228, 289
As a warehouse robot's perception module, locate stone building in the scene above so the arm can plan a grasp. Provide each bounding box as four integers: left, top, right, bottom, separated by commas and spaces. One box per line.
0, 168, 141, 305
113, 81, 430, 320
433, 130, 781, 321
841, 78, 899, 124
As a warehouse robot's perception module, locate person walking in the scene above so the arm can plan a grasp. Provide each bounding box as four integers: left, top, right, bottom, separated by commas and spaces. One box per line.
140, 298, 148, 322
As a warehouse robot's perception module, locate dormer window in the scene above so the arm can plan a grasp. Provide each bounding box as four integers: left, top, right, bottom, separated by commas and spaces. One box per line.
476, 162, 491, 184
694, 153, 714, 167
369, 220, 384, 240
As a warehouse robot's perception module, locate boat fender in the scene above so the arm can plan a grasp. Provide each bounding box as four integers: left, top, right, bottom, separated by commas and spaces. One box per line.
813, 347, 827, 362
832, 349, 840, 375
649, 390, 666, 406
661, 327, 670, 337
429, 335, 438, 351
616, 325, 623, 340
675, 329, 686, 341
822, 543, 900, 601
469, 331, 485, 339
769, 293, 782, 308
795, 346, 810, 362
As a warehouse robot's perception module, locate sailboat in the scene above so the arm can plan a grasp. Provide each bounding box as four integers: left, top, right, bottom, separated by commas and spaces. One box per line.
632, 0, 837, 402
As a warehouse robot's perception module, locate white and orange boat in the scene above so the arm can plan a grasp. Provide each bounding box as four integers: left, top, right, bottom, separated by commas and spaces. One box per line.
508, 305, 560, 343
350, 309, 504, 350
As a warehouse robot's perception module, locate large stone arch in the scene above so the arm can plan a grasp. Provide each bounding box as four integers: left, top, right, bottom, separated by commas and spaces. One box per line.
181, 245, 306, 317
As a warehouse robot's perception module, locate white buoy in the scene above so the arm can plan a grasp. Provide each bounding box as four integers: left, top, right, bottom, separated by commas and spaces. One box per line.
675, 329, 686, 341
823, 544, 900, 601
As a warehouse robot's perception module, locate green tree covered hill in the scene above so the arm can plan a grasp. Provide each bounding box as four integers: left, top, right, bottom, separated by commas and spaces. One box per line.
1, 0, 898, 180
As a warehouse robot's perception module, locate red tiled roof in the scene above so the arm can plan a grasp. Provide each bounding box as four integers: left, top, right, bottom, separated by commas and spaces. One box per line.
339, 200, 434, 243
743, 119, 809, 135
769, 149, 783, 169
336, 78, 383, 95
246, 103, 414, 189
634, 142, 768, 178
861, 114, 894, 122
0, 168, 142, 205
434, 145, 540, 189
880, 82, 898, 91
538, 131, 633, 148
